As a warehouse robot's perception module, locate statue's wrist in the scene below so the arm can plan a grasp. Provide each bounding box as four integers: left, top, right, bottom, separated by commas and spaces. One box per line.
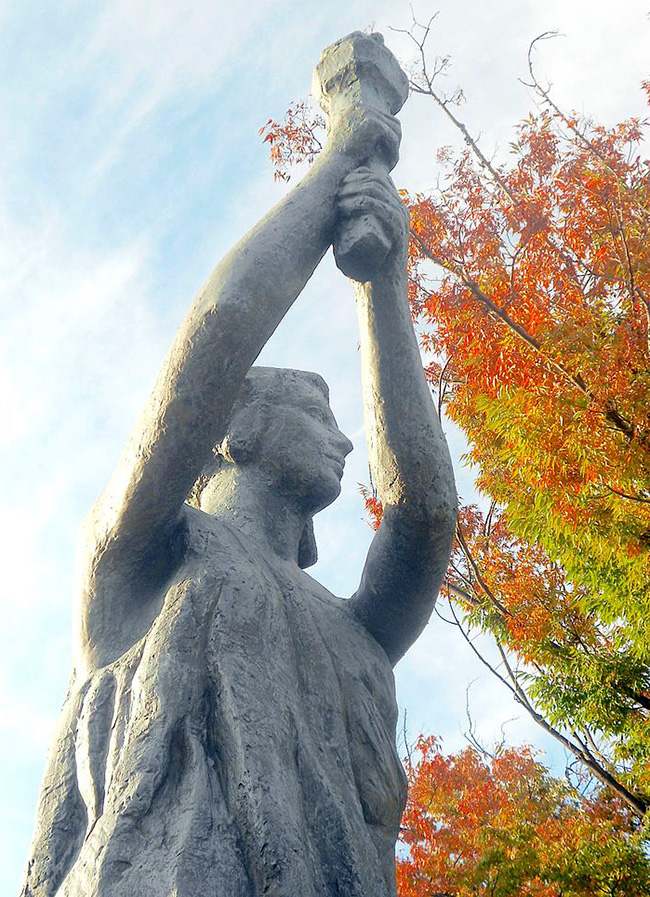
314, 142, 358, 180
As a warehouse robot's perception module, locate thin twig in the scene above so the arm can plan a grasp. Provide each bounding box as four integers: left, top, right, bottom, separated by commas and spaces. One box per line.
455, 522, 509, 616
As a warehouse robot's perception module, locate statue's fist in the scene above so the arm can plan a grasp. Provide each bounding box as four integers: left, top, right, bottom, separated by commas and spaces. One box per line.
334, 167, 409, 280
338, 167, 409, 239
329, 107, 402, 172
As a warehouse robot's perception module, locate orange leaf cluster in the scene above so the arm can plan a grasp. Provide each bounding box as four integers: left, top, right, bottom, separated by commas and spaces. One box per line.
259, 101, 325, 182
397, 736, 650, 897
359, 483, 384, 530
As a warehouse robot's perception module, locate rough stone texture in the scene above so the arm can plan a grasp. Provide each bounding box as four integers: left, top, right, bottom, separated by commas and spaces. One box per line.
21, 32, 457, 897
24, 511, 405, 895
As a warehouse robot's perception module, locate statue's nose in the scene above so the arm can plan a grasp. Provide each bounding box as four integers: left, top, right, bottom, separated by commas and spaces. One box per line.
337, 432, 354, 457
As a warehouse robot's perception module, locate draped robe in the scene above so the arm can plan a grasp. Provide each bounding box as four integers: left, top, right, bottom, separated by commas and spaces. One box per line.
22, 505, 407, 896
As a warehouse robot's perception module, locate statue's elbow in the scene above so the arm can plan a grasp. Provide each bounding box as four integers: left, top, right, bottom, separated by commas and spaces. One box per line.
384, 488, 457, 570
407, 480, 458, 543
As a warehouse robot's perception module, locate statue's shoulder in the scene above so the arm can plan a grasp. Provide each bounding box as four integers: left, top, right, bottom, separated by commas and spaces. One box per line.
179, 504, 263, 571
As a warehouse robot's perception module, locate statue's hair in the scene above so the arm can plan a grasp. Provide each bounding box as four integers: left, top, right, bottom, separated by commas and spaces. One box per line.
188, 367, 329, 568
222, 367, 329, 464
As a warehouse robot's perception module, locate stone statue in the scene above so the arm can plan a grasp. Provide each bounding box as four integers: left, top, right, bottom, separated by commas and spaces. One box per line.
21, 32, 456, 897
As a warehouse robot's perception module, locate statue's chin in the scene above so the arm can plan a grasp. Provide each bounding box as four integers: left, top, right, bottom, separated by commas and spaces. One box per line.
307, 476, 342, 516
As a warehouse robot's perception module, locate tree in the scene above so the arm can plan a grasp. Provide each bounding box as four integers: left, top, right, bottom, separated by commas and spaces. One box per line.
402, 22, 650, 817
398, 736, 650, 897
260, 23, 650, 816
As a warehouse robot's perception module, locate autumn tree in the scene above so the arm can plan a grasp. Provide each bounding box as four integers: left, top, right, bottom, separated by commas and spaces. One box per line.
397, 736, 650, 897
402, 21, 650, 817
260, 23, 650, 817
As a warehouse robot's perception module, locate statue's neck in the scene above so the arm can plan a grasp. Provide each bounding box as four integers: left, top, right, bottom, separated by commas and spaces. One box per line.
200, 466, 307, 566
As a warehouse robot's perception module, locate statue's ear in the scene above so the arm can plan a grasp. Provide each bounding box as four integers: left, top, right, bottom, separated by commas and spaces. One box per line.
298, 518, 318, 569
226, 402, 269, 465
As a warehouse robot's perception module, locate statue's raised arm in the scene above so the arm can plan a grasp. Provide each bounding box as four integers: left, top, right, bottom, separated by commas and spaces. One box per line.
311, 34, 457, 665
345, 166, 457, 664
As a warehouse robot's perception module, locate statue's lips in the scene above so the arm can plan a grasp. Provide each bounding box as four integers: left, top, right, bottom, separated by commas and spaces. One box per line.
325, 455, 346, 477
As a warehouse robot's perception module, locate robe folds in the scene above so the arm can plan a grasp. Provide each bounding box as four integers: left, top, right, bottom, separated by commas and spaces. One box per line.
22, 506, 407, 896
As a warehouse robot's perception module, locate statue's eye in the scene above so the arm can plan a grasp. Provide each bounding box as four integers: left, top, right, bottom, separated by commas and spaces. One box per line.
307, 406, 329, 423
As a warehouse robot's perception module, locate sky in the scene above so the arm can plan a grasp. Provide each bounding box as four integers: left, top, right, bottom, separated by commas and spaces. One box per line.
2, 0, 649, 891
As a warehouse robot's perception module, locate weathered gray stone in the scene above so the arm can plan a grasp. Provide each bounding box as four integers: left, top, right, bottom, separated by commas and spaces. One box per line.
21, 32, 457, 897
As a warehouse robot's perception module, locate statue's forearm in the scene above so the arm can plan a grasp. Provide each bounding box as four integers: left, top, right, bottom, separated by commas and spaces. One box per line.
354, 268, 457, 528
160, 148, 352, 451
194, 149, 351, 327
350, 264, 457, 664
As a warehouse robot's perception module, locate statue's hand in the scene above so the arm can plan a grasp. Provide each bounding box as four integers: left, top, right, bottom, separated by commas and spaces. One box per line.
336, 167, 409, 276
327, 107, 402, 171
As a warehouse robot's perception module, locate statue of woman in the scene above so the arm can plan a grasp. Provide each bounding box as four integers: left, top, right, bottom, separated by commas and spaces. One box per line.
22, 34, 456, 897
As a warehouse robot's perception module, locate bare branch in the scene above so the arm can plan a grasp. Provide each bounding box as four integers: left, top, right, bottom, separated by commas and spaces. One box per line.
455, 521, 510, 616
394, 13, 515, 201
463, 681, 496, 759
447, 601, 648, 816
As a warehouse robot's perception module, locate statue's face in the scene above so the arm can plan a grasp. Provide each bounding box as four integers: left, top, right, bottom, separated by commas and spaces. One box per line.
259, 383, 354, 514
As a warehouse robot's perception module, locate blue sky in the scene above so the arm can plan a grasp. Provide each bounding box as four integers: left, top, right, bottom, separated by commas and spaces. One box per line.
2, 0, 649, 891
